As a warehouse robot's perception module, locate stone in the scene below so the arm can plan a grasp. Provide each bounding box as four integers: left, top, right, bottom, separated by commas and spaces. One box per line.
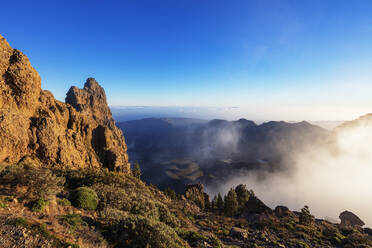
229, 227, 248, 240
184, 183, 206, 209
339, 210, 365, 227
241, 196, 272, 217
0, 34, 130, 172
274, 205, 292, 218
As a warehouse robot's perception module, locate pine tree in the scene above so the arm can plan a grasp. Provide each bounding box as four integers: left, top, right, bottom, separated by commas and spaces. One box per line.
164, 187, 177, 200
204, 193, 210, 210
299, 205, 314, 226
132, 161, 141, 179
223, 188, 239, 217
235, 184, 250, 208
216, 193, 224, 209
211, 195, 217, 209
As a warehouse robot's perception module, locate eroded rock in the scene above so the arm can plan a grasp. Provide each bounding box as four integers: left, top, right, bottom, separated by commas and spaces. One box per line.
184, 183, 206, 209
0, 34, 130, 172
229, 227, 248, 240
339, 210, 365, 227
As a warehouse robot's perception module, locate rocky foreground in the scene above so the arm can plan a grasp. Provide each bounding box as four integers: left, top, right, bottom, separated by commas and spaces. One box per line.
1, 34, 372, 247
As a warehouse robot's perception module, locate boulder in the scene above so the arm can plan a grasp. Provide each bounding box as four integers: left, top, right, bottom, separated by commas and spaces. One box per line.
241, 196, 272, 218
229, 227, 248, 240
274, 205, 292, 218
339, 211, 365, 227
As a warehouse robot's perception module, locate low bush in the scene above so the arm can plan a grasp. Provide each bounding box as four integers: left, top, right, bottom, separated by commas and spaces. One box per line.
57, 198, 71, 206
31, 199, 48, 212
0, 165, 64, 200
7, 217, 29, 228
93, 183, 179, 227
72, 187, 98, 210
110, 215, 185, 248
177, 229, 222, 248
99, 208, 129, 224
0, 195, 13, 208
58, 214, 87, 231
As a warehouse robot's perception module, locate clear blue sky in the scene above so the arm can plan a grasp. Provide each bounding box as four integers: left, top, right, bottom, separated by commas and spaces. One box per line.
1, 0, 372, 120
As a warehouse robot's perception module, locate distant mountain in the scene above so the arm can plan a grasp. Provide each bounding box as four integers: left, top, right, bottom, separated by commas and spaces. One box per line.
118, 117, 329, 193
309, 120, 345, 130
334, 113, 372, 131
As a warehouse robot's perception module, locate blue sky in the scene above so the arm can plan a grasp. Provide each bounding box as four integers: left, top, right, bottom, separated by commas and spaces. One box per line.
1, 0, 372, 120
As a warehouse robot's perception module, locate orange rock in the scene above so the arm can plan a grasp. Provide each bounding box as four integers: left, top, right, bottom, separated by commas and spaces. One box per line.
0, 34, 130, 172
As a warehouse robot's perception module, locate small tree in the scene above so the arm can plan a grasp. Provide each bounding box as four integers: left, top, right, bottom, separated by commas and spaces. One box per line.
164, 187, 177, 200
216, 193, 224, 209
211, 195, 217, 209
204, 193, 210, 210
299, 205, 314, 226
224, 188, 239, 217
235, 184, 250, 208
132, 161, 141, 179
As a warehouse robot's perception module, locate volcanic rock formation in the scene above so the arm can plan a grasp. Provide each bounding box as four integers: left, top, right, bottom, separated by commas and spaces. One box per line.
0, 34, 129, 172
339, 210, 365, 227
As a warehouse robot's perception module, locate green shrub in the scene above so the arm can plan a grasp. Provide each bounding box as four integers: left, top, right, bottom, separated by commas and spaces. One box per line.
58, 214, 87, 231
110, 215, 185, 248
99, 208, 129, 224
157, 203, 180, 228
0, 195, 13, 208
93, 183, 179, 227
7, 217, 29, 228
0, 165, 64, 200
164, 187, 177, 200
31, 199, 48, 212
177, 229, 222, 248
57, 198, 71, 206
178, 229, 208, 243
72, 187, 98, 210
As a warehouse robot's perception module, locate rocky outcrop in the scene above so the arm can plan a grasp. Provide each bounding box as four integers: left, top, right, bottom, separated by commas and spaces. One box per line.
229, 227, 248, 240
184, 183, 206, 209
339, 211, 365, 227
274, 205, 292, 218
0, 34, 130, 172
240, 196, 272, 217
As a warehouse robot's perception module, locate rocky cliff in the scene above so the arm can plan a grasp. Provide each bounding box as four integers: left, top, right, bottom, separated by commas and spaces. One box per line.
0, 34, 129, 172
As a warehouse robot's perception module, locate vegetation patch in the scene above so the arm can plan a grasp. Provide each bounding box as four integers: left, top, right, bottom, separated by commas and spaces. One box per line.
72, 187, 98, 210
31, 198, 48, 212
57, 198, 71, 206
0, 165, 64, 200
0, 195, 13, 208
109, 215, 186, 248
58, 214, 87, 231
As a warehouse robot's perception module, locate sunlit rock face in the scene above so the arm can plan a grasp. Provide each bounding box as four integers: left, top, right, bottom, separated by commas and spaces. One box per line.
0, 34, 130, 172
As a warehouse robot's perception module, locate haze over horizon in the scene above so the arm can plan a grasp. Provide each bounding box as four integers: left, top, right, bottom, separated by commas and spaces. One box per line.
1, 0, 372, 121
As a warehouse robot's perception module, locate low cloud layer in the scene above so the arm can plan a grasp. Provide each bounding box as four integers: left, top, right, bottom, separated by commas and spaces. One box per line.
206, 121, 372, 227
